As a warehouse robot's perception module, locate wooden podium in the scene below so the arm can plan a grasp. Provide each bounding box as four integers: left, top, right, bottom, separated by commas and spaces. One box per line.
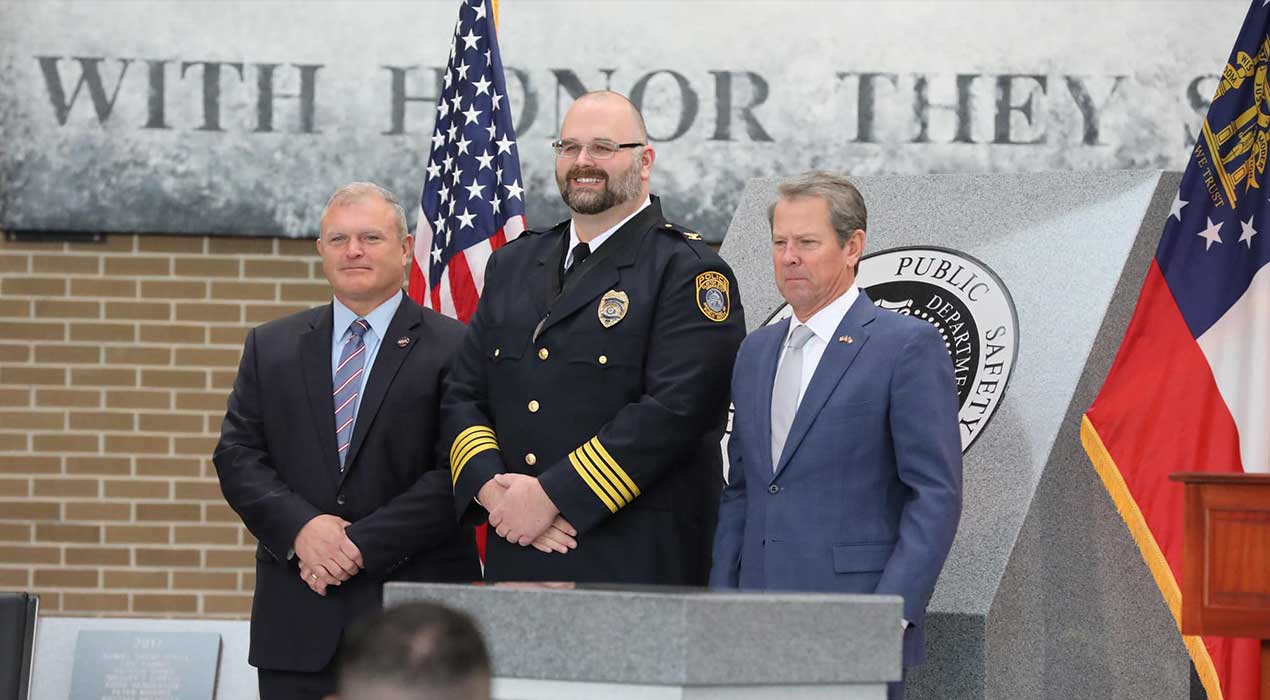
1170, 472, 1270, 698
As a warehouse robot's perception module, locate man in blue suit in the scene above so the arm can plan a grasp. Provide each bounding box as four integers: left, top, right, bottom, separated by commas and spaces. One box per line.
710, 172, 962, 699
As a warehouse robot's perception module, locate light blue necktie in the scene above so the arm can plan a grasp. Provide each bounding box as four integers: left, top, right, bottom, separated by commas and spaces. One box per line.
333, 318, 370, 471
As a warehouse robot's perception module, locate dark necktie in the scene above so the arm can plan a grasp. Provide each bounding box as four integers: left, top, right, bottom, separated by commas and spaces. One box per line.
562, 241, 591, 284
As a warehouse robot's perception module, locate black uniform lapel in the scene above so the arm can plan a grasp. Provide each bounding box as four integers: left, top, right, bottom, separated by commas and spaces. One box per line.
537, 200, 662, 337
299, 305, 344, 487
340, 294, 418, 482
539, 227, 567, 304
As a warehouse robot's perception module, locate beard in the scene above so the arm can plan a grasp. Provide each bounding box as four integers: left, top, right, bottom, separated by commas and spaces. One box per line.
557, 156, 643, 215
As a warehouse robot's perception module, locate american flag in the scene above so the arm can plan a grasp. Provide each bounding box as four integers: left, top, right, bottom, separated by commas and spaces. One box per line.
409, 0, 526, 322
1082, 2, 1268, 697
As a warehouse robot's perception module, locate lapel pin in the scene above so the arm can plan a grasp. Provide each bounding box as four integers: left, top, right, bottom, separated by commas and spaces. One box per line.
838, 335, 853, 344
397, 337, 410, 348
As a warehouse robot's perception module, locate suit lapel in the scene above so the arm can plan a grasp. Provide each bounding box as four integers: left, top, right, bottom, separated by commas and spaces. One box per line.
299, 305, 343, 489
773, 292, 877, 480
340, 296, 420, 483
755, 320, 788, 474
536, 200, 657, 338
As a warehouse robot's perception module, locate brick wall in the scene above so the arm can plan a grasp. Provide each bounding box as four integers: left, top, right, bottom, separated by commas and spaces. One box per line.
0, 232, 335, 618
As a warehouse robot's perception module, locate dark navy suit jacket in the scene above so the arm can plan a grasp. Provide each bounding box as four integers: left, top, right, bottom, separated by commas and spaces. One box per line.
214, 294, 480, 672
710, 291, 962, 666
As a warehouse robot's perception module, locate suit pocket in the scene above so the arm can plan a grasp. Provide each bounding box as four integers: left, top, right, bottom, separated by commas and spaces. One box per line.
485, 325, 529, 361
832, 542, 893, 573
564, 331, 643, 369
822, 400, 880, 422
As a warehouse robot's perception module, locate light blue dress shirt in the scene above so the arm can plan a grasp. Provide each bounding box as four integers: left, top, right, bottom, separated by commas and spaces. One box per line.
330, 291, 403, 419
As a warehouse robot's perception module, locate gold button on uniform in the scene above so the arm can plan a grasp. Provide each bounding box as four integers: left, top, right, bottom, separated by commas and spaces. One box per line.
494, 348, 501, 357
528, 400, 540, 413
538, 348, 549, 360
525, 453, 537, 466
598, 355, 608, 365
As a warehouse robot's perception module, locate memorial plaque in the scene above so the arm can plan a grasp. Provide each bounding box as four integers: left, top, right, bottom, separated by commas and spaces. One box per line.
0, 1, 1247, 241
69, 631, 220, 700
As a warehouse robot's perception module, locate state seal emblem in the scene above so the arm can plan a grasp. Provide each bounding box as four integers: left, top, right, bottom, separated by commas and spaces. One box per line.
759, 247, 1019, 453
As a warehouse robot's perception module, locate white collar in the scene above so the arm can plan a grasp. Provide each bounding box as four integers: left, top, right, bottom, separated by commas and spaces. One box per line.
786, 284, 860, 346
566, 196, 652, 267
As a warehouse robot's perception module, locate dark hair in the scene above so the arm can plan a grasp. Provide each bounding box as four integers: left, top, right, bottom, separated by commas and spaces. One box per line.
337, 602, 491, 700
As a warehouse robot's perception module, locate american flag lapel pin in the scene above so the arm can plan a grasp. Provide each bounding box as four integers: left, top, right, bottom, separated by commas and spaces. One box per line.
397, 337, 410, 348
838, 335, 853, 344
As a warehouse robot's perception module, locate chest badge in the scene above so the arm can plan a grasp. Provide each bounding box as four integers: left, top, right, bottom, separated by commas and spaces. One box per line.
695, 271, 731, 322
598, 290, 630, 328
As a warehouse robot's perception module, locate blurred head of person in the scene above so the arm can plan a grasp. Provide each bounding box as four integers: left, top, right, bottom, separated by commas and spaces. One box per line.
333, 602, 491, 700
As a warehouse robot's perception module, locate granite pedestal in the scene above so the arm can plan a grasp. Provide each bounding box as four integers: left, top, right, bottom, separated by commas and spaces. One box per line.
386, 583, 902, 699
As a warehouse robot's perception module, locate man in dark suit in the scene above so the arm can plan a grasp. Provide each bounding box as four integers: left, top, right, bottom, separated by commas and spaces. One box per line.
214, 182, 480, 700
710, 172, 962, 700
443, 91, 746, 584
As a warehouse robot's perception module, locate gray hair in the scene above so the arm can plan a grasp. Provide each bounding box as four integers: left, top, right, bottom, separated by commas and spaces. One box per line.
767, 171, 867, 247
322, 182, 409, 240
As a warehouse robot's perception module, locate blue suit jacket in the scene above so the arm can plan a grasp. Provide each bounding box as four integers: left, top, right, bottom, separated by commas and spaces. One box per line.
710, 291, 962, 666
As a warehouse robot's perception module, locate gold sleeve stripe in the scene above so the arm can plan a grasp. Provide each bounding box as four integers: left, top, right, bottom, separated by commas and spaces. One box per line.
450, 426, 496, 465
571, 449, 624, 510
452, 438, 498, 486
574, 446, 629, 508
450, 426, 498, 485
454, 437, 499, 470
582, 441, 634, 503
450, 434, 496, 478
569, 452, 619, 513
588, 437, 640, 497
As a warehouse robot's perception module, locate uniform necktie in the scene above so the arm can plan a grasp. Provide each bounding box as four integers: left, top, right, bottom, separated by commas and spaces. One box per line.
771, 324, 815, 471
562, 241, 591, 284
333, 318, 370, 470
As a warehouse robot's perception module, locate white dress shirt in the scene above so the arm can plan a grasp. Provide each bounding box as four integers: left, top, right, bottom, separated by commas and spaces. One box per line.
564, 196, 652, 270
776, 284, 860, 408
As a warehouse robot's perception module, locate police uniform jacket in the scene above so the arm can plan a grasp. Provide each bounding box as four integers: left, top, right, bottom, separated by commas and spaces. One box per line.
443, 197, 746, 585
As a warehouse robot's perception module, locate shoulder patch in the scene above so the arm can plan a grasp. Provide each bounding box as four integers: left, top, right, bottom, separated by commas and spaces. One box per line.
695, 271, 731, 322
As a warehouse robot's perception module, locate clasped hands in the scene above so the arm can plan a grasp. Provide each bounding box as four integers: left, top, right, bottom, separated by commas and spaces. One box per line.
480, 473, 577, 554
294, 514, 363, 596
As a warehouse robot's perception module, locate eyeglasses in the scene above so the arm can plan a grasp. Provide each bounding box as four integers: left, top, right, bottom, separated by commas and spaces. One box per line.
551, 139, 645, 160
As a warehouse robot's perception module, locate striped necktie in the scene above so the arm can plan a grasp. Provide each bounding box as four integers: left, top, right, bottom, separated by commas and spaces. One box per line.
333, 318, 370, 470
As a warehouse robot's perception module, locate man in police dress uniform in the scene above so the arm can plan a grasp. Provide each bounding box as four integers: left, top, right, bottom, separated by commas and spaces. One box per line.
442, 91, 746, 585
